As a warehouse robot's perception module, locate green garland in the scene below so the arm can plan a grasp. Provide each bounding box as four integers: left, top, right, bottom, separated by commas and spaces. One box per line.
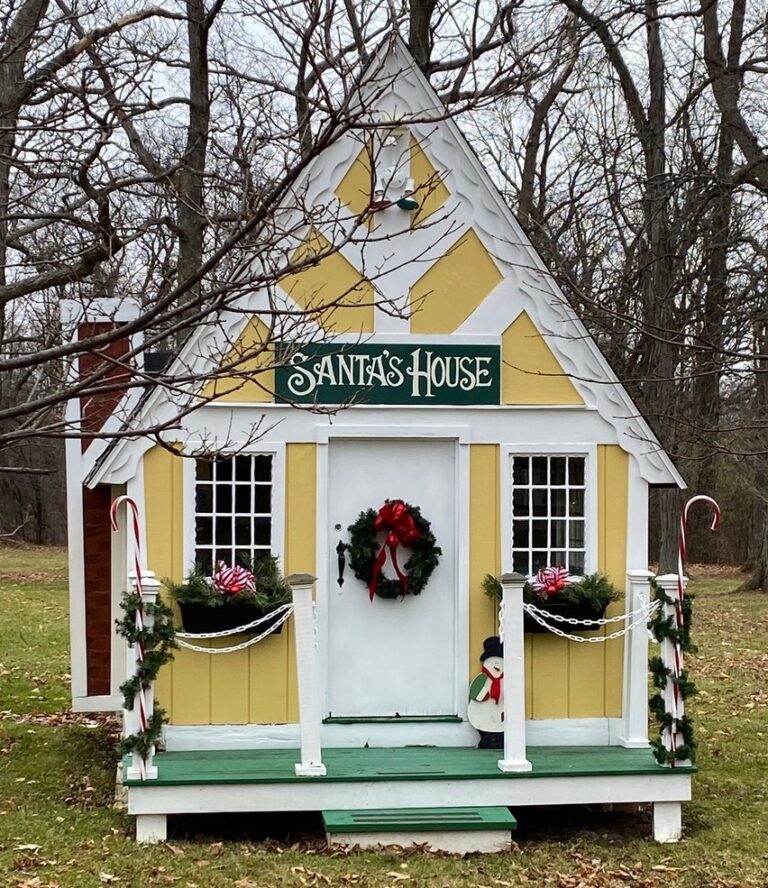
648, 582, 698, 765
345, 503, 442, 600
115, 592, 177, 757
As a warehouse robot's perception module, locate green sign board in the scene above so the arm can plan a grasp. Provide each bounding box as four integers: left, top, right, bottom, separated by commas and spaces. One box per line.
275, 342, 501, 406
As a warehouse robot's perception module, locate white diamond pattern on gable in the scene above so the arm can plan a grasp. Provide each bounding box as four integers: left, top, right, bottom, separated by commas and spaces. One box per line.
87, 35, 683, 490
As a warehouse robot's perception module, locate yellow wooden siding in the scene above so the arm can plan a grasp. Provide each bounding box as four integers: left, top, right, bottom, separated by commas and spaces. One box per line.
335, 142, 374, 217
199, 317, 275, 403
147, 443, 317, 725
410, 137, 451, 226
598, 444, 629, 717
279, 229, 374, 334
468, 446, 500, 679
410, 229, 502, 334
283, 442, 317, 723
501, 312, 584, 405
149, 440, 627, 724
467, 443, 628, 721
530, 633, 570, 719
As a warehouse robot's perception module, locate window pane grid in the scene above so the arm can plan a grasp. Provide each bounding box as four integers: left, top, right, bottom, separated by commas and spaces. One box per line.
510, 455, 586, 576
195, 455, 273, 573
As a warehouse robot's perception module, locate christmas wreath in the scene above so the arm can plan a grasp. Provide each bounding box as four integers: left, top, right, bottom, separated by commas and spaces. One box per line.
345, 499, 442, 600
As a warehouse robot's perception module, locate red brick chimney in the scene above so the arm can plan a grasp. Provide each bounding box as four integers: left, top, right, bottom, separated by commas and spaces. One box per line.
64, 298, 139, 705
75, 301, 137, 453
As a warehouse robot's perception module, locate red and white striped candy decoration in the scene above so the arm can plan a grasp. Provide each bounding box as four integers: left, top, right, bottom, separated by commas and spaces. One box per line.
109, 495, 149, 780
667, 494, 721, 765
212, 562, 256, 596
530, 565, 573, 598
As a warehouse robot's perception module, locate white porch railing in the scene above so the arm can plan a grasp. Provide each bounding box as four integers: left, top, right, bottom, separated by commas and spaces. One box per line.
497, 572, 532, 772
287, 573, 327, 776
124, 569, 162, 781
496, 568, 666, 770
621, 569, 655, 748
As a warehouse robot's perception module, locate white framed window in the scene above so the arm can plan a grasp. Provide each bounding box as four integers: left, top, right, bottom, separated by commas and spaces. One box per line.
185, 445, 285, 574
501, 445, 596, 577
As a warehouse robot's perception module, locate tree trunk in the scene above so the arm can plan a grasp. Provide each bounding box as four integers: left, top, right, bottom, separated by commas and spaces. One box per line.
409, 0, 438, 71
175, 0, 211, 315
739, 309, 768, 591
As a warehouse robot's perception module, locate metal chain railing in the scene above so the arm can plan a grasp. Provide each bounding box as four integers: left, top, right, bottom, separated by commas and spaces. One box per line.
175, 603, 295, 654
522, 598, 660, 643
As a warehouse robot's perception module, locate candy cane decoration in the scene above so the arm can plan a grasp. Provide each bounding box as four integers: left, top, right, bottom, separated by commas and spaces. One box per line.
110, 495, 149, 780
665, 494, 721, 765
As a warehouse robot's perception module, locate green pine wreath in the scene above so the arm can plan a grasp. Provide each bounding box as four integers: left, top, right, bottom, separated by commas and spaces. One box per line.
345, 501, 442, 600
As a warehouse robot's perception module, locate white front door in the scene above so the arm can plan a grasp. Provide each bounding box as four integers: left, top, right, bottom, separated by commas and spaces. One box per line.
326, 438, 458, 718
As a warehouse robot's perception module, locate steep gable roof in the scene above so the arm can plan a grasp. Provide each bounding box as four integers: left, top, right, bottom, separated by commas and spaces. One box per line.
86, 34, 684, 489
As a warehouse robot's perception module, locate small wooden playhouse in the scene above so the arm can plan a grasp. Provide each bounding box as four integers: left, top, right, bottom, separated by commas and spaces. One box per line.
65, 36, 696, 848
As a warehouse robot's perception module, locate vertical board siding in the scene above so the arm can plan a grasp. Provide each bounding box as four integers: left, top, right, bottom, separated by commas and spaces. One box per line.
210, 645, 249, 724
468, 446, 499, 679
146, 443, 316, 726
598, 444, 629, 717
530, 634, 569, 718
510, 444, 629, 721
146, 440, 627, 726
144, 445, 183, 721
284, 443, 317, 723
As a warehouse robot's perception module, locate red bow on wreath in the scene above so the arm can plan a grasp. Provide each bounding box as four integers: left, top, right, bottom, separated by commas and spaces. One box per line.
369, 500, 421, 601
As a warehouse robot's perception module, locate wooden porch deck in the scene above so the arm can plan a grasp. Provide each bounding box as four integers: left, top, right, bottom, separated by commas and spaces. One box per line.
124, 745, 693, 787
124, 745, 694, 844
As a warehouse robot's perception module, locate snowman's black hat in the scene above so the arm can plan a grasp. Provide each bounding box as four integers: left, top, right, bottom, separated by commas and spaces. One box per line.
480, 635, 503, 661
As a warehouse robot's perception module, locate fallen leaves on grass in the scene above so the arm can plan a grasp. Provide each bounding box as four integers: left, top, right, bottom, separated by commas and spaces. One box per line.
0, 710, 121, 733
290, 865, 332, 885
12, 879, 61, 888
553, 854, 668, 888
0, 571, 65, 584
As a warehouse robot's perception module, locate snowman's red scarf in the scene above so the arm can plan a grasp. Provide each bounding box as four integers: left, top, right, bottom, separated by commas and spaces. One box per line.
481, 665, 503, 703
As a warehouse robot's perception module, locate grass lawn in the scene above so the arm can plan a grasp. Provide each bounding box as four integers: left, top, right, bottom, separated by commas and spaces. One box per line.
1, 548, 767, 887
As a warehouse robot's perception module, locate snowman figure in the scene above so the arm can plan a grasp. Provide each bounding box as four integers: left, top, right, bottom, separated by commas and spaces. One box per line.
467, 636, 504, 749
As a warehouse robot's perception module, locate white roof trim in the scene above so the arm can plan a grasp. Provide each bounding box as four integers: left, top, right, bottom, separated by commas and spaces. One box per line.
86, 34, 683, 489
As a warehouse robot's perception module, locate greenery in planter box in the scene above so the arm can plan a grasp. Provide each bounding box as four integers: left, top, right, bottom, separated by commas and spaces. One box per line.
481, 571, 621, 611
165, 555, 291, 611
247, 555, 292, 611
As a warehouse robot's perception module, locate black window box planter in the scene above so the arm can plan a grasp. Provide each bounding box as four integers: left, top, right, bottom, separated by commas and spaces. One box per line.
523, 600, 608, 634
177, 601, 286, 636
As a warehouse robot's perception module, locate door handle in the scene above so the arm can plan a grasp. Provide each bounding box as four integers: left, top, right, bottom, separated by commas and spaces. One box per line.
336, 539, 346, 587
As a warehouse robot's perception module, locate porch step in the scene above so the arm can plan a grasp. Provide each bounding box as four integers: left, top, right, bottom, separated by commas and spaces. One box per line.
323, 806, 517, 853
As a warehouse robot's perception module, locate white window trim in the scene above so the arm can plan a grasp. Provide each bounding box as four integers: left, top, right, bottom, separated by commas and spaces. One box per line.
500, 444, 598, 576
182, 443, 286, 578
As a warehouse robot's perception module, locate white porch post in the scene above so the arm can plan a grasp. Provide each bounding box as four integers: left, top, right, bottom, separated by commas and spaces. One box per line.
288, 573, 327, 777
124, 569, 161, 781
620, 569, 655, 748
497, 572, 532, 773
655, 573, 690, 767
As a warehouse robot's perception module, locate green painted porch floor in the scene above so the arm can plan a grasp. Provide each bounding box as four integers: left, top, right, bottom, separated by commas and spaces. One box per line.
124, 746, 695, 788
